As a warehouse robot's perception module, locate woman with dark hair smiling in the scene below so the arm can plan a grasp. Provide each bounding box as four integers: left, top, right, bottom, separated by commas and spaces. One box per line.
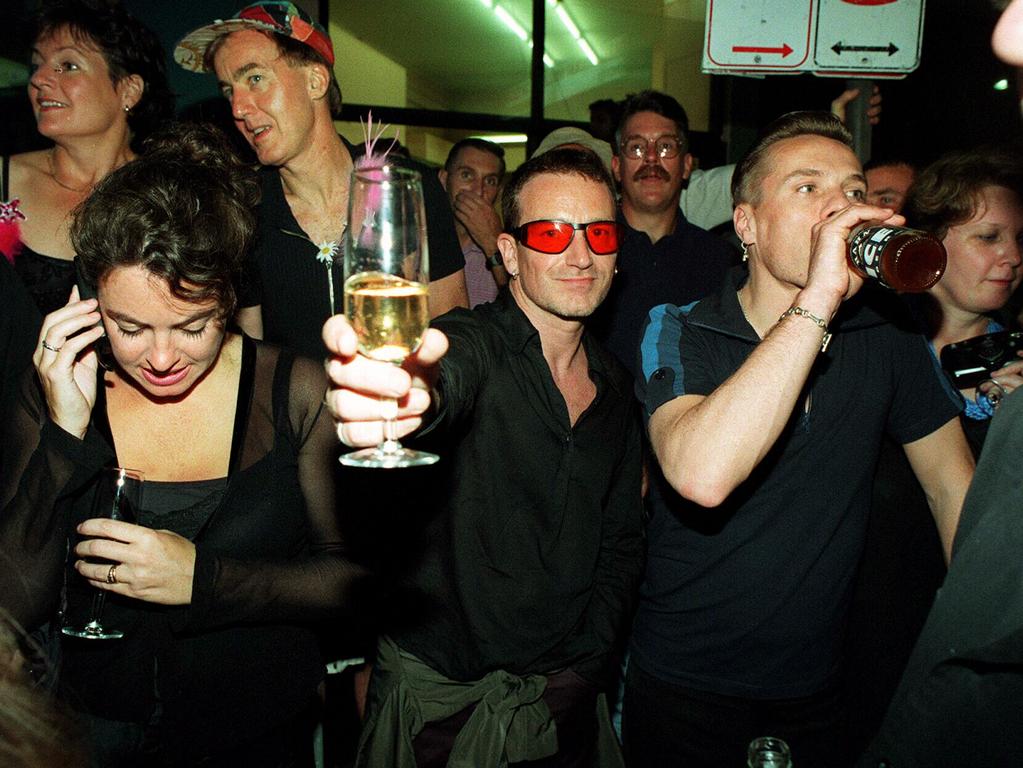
0, 123, 365, 767
1, 0, 173, 316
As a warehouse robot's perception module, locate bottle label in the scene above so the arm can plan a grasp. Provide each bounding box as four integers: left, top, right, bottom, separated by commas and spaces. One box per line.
848, 225, 898, 286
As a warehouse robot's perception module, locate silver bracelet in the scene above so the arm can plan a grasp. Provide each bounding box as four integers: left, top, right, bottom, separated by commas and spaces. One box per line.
779, 306, 832, 352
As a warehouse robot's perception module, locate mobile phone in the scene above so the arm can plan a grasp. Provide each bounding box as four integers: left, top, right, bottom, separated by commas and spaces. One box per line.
74, 257, 114, 370
940, 330, 1023, 388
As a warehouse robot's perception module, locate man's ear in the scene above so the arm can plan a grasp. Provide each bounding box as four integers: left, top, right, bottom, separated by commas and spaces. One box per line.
733, 203, 756, 245
611, 154, 622, 185
307, 62, 330, 101
681, 152, 694, 182
497, 233, 518, 277
438, 168, 449, 192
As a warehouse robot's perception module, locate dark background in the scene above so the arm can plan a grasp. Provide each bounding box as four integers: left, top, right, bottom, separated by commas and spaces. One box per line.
1, 0, 1020, 168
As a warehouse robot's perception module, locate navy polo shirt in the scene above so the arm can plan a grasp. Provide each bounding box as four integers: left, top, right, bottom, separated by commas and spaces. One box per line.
631, 270, 962, 698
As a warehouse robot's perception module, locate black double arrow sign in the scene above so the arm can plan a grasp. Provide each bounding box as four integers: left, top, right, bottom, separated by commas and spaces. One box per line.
831, 41, 900, 56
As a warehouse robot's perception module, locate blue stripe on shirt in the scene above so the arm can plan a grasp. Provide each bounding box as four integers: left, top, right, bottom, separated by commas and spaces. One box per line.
638, 301, 700, 414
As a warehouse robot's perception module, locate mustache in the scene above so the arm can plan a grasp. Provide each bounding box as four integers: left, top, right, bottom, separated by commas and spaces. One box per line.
633, 165, 670, 182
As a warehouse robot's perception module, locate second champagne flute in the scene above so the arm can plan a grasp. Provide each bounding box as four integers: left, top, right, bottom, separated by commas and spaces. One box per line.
62, 467, 143, 640
340, 164, 439, 468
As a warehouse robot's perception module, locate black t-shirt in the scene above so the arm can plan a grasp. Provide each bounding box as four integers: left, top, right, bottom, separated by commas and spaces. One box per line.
241, 139, 463, 359
632, 270, 963, 699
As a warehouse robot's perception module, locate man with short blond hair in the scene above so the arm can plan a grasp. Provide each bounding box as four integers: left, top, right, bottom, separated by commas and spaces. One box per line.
625, 111, 975, 767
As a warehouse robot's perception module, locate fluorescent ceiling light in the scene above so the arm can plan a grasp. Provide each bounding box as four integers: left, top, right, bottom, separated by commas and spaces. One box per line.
578, 38, 599, 66
471, 133, 528, 144
550, 1, 599, 66
491, 4, 554, 67
494, 4, 528, 42
555, 5, 580, 39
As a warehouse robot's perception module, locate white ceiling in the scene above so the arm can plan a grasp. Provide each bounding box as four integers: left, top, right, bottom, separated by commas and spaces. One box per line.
335, 0, 708, 118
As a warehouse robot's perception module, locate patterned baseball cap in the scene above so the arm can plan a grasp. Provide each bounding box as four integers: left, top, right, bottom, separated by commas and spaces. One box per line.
175, 1, 334, 73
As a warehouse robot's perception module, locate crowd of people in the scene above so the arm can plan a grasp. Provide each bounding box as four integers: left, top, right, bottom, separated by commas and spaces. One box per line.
2, 0, 1023, 766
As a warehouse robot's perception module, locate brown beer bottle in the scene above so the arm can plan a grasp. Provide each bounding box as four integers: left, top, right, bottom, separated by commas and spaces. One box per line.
847, 224, 947, 292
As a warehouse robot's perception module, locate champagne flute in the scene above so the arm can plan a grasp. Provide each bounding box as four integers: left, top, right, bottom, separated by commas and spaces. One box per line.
62, 467, 143, 640
340, 165, 439, 468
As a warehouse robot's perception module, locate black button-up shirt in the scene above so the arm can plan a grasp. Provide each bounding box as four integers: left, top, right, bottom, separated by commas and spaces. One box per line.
395, 292, 645, 685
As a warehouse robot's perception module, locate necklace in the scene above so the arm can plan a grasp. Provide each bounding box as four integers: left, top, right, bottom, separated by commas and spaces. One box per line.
46, 151, 94, 195
318, 223, 349, 313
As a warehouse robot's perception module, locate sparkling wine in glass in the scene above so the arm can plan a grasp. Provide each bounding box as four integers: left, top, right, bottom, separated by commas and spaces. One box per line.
340, 165, 439, 468
62, 467, 143, 640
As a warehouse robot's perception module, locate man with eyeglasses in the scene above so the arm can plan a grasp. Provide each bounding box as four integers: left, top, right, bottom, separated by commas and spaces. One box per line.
323, 147, 644, 767
591, 90, 736, 378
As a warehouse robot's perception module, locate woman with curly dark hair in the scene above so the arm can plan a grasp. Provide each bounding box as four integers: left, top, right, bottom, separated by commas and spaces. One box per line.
0, 123, 365, 767
1, 0, 174, 317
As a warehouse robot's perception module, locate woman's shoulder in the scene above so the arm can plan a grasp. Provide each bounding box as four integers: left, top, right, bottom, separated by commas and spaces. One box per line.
8, 151, 49, 179
5, 151, 51, 201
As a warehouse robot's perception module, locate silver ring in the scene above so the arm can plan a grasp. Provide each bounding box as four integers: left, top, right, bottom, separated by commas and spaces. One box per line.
41, 340, 62, 353
979, 378, 1007, 410
106, 564, 118, 585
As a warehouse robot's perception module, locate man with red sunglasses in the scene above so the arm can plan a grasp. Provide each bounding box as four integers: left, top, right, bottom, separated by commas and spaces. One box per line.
323, 147, 644, 767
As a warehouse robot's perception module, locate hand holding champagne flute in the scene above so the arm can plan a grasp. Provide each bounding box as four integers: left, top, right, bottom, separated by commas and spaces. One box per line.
340, 165, 440, 468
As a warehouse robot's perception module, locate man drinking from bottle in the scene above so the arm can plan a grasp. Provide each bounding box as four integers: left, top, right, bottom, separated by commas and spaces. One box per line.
621, 111, 976, 768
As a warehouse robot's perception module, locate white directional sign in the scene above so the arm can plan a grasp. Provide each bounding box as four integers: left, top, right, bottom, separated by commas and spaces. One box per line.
814, 0, 924, 72
703, 0, 926, 78
705, 0, 814, 72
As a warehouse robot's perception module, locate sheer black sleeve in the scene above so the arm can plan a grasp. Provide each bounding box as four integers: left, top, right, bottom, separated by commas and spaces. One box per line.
185, 351, 372, 630
0, 372, 113, 630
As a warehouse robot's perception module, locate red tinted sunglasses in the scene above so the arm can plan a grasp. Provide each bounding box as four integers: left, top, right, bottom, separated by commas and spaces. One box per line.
512, 219, 620, 256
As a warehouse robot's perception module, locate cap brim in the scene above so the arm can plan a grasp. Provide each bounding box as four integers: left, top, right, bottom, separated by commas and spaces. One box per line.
174, 18, 280, 73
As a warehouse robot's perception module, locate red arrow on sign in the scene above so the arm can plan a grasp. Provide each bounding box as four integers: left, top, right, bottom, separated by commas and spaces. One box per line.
731, 43, 794, 57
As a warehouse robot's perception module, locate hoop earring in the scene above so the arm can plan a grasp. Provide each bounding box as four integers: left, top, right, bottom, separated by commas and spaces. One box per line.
741, 241, 753, 262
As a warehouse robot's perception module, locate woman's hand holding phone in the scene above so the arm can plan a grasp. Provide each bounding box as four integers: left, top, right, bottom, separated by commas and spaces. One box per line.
33, 285, 106, 440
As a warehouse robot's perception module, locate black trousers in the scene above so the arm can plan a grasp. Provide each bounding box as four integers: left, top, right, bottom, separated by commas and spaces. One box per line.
621, 661, 852, 768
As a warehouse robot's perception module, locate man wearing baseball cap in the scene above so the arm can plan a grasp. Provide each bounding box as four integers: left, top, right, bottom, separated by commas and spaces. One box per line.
176, 2, 468, 358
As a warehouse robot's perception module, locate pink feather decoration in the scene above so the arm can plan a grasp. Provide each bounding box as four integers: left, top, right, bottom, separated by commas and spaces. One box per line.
0, 198, 26, 264
356, 111, 399, 170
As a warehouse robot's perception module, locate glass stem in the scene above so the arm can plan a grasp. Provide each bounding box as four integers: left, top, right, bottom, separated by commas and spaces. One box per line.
378, 397, 402, 454
86, 590, 107, 630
